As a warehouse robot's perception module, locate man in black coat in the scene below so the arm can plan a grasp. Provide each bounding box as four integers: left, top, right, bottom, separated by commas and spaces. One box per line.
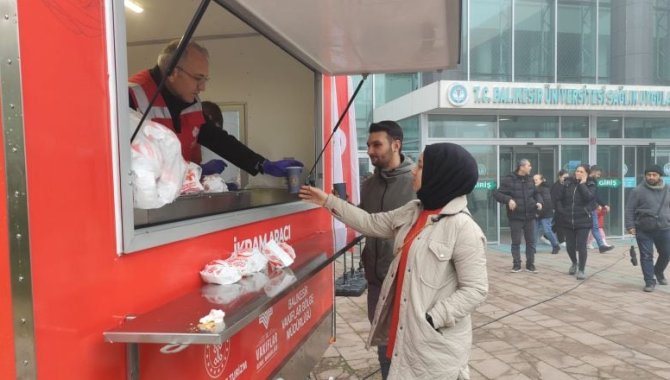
494, 159, 543, 272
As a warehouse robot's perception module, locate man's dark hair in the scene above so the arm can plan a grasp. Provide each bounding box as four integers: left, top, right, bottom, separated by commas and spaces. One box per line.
557, 169, 567, 177
590, 165, 602, 174
369, 120, 404, 151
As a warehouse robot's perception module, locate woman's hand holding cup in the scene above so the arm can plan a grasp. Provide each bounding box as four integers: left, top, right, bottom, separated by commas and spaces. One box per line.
299, 185, 328, 206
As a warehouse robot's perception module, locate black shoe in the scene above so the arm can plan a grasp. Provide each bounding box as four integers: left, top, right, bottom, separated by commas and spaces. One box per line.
644, 284, 656, 292
511, 265, 522, 273
658, 278, 668, 285
599, 245, 614, 253
551, 246, 560, 254
526, 265, 538, 273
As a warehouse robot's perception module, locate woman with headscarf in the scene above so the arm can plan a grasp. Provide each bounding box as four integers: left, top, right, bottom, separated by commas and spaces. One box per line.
299, 143, 488, 379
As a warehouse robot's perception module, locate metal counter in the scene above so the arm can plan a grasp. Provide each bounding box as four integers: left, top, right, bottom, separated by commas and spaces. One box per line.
103, 231, 362, 346
134, 188, 298, 228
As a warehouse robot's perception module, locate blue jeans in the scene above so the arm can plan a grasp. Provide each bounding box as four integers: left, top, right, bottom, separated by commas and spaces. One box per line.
591, 210, 606, 247
367, 283, 391, 379
509, 219, 536, 268
536, 217, 559, 248
635, 229, 670, 286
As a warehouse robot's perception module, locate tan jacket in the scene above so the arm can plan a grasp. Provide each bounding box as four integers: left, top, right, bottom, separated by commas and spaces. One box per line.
324, 195, 488, 379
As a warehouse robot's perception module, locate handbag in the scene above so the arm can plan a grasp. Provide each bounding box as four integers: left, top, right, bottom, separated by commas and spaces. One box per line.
637, 186, 668, 232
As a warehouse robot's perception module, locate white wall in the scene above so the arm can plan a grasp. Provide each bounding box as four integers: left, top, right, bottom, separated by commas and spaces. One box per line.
127, 35, 315, 188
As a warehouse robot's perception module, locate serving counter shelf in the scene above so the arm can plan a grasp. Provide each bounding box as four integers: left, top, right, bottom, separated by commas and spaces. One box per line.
134, 188, 297, 228
103, 230, 362, 346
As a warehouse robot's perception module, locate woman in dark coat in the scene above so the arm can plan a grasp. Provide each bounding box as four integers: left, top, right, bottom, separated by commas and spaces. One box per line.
555, 164, 595, 280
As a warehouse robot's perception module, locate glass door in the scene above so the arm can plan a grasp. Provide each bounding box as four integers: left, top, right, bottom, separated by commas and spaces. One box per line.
498, 146, 557, 243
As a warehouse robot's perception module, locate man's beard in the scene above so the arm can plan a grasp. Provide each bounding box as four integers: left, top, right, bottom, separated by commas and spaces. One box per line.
370, 150, 393, 169
647, 178, 662, 186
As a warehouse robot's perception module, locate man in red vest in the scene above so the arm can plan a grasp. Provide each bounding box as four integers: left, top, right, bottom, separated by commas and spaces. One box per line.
129, 39, 302, 177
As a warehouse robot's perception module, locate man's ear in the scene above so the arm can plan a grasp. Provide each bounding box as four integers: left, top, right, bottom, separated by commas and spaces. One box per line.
392, 139, 401, 152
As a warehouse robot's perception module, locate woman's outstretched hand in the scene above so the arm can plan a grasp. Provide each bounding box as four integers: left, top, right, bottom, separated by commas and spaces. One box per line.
298, 185, 328, 206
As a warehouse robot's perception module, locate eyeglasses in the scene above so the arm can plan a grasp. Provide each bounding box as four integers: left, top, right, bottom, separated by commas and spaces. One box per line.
176, 65, 209, 85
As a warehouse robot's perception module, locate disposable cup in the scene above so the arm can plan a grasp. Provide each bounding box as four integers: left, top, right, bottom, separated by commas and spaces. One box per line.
333, 182, 347, 200
286, 166, 303, 193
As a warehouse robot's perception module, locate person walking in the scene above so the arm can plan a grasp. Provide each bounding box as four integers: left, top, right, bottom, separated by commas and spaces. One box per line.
588, 166, 615, 253
299, 143, 488, 379
551, 170, 569, 246
358, 120, 415, 379
555, 164, 595, 280
625, 165, 670, 292
493, 159, 543, 273
533, 174, 560, 254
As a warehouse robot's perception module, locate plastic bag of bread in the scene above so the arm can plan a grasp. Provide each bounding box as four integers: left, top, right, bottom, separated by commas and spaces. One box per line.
200, 260, 242, 285
202, 174, 228, 193
129, 110, 187, 209
181, 162, 205, 194
226, 247, 269, 276
261, 240, 296, 269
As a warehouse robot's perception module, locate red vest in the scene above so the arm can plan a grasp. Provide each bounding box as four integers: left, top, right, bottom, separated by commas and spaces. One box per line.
129, 70, 205, 163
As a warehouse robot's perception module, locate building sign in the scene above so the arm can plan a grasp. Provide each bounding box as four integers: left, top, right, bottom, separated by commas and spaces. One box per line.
440, 81, 670, 112
475, 180, 496, 190
597, 178, 621, 188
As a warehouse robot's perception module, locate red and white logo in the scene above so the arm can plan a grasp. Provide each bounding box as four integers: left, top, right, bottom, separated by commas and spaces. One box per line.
204, 340, 230, 379
258, 307, 273, 329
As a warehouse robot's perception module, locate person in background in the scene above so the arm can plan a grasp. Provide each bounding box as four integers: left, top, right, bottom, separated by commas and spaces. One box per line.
533, 174, 560, 254
555, 164, 595, 280
551, 170, 569, 247
625, 165, 670, 292
358, 120, 415, 379
588, 207, 610, 249
129, 39, 301, 177
299, 143, 488, 379
588, 166, 615, 253
493, 159, 543, 273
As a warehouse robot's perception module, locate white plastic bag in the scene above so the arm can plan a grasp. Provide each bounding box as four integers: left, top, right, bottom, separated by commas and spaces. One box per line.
129, 111, 187, 209
181, 162, 205, 194
226, 247, 269, 276
200, 259, 243, 285
202, 174, 228, 193
261, 240, 296, 269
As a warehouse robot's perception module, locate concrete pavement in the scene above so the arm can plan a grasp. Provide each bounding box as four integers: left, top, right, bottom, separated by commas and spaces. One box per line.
312, 243, 670, 379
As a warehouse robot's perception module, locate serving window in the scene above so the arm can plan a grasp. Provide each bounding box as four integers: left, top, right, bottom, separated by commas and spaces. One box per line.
112, 1, 319, 253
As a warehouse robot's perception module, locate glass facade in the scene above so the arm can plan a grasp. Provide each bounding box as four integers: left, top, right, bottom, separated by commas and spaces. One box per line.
352, 0, 670, 243
470, 0, 512, 81
557, 0, 596, 83
515, 0, 555, 82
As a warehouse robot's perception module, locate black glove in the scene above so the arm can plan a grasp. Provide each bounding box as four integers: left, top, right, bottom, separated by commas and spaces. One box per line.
630, 245, 638, 266
425, 313, 439, 331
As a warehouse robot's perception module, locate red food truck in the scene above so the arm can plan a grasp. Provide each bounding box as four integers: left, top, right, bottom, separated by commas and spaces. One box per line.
0, 0, 461, 378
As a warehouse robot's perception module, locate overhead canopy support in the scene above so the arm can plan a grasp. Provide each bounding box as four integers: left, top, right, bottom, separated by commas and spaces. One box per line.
217, 0, 462, 75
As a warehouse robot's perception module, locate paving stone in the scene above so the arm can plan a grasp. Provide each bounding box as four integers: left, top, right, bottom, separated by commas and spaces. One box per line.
312, 246, 670, 380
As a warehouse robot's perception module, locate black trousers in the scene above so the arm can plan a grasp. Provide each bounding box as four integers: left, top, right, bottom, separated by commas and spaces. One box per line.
564, 227, 590, 271
510, 218, 536, 268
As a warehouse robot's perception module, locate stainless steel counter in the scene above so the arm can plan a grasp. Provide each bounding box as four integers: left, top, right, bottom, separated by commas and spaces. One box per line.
134, 188, 298, 228
103, 230, 362, 346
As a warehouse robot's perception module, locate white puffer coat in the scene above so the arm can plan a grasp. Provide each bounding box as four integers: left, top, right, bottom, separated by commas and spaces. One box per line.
324, 195, 488, 379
